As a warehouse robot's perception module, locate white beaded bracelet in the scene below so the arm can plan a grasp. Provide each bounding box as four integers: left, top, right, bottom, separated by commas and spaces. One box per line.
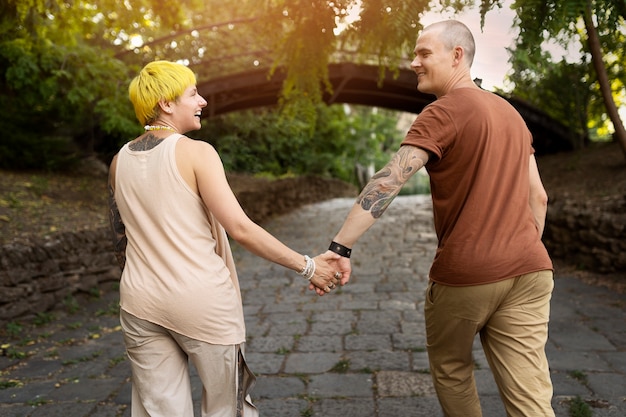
298, 255, 316, 281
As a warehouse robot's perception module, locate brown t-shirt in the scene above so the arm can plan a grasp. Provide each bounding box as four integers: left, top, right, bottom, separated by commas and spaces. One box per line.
401, 87, 552, 286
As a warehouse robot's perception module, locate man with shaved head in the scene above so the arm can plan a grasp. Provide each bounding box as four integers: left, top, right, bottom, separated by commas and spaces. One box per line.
324, 20, 555, 417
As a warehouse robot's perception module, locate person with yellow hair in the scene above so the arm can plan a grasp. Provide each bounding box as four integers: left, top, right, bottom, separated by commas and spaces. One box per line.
108, 60, 342, 417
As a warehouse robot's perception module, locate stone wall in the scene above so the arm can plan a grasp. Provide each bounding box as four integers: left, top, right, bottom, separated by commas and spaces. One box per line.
0, 229, 117, 323
1, 184, 624, 325
0, 176, 357, 325
544, 194, 626, 273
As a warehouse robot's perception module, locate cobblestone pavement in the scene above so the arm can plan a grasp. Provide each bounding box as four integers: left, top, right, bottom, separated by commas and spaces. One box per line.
1, 195, 625, 417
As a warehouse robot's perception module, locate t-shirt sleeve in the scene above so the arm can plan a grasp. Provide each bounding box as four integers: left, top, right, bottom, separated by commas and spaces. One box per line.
401, 102, 456, 162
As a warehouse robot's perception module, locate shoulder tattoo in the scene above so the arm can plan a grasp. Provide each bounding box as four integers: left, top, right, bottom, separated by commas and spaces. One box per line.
129, 133, 163, 151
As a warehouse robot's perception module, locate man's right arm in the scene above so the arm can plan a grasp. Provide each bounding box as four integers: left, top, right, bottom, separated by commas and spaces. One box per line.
329, 145, 430, 284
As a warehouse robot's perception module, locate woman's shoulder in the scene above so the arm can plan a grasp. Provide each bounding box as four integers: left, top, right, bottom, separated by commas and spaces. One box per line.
177, 135, 216, 152
176, 135, 222, 168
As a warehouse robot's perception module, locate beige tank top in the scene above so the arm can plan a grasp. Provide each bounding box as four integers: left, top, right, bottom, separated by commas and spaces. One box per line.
115, 134, 245, 344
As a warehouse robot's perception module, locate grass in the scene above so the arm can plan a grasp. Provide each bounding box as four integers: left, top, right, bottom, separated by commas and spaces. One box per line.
569, 396, 592, 417
330, 359, 350, 373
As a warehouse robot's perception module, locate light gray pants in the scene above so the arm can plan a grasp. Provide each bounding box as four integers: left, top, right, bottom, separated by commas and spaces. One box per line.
120, 310, 258, 417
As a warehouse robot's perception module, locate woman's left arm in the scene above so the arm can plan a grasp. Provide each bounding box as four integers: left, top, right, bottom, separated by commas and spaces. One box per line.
108, 155, 127, 270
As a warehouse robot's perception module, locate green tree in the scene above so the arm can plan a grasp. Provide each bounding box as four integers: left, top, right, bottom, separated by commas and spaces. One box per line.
481, 0, 626, 159
7, 0, 622, 171
506, 48, 593, 148
0, 0, 144, 168
200, 104, 405, 186
260, 0, 429, 127
0, 0, 434, 171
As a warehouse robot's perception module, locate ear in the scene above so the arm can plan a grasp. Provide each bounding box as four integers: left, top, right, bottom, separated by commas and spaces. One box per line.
158, 99, 173, 115
453, 46, 464, 64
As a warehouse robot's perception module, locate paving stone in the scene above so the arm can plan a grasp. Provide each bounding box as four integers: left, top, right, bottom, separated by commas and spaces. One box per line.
376, 370, 436, 397
246, 335, 294, 353
379, 299, 416, 311
378, 396, 443, 417
89, 403, 130, 417
252, 376, 305, 399
252, 398, 309, 417
0, 380, 57, 404
549, 321, 616, 351
263, 302, 304, 314
2, 195, 625, 417
295, 335, 343, 352
301, 299, 343, 312
339, 300, 381, 310
7, 358, 64, 380
477, 394, 508, 416
586, 372, 626, 399
265, 319, 309, 336
309, 318, 353, 335
474, 369, 500, 396
312, 398, 377, 417
0, 404, 37, 417
600, 351, 626, 373
29, 401, 96, 416
345, 350, 411, 372
550, 371, 590, 396
283, 352, 342, 374
308, 373, 373, 398
547, 350, 612, 372
411, 351, 431, 371
391, 332, 426, 350
337, 283, 376, 294
246, 352, 284, 375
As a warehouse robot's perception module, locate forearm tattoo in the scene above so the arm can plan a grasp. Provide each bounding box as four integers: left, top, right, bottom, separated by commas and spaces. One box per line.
108, 183, 127, 270
357, 146, 425, 219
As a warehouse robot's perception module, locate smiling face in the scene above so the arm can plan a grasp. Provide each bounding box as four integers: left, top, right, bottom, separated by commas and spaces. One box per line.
410, 21, 476, 98
410, 28, 456, 97
166, 85, 207, 133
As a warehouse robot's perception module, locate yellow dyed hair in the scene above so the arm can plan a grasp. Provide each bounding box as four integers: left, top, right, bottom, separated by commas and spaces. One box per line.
128, 61, 197, 126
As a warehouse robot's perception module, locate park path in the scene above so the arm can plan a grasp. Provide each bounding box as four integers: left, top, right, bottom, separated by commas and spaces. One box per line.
1, 195, 625, 416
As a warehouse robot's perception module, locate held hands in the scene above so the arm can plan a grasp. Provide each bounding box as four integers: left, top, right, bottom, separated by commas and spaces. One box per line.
307, 251, 353, 296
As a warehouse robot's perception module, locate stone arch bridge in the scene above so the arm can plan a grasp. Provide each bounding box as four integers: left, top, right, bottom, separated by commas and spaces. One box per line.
195, 62, 572, 154
121, 18, 572, 155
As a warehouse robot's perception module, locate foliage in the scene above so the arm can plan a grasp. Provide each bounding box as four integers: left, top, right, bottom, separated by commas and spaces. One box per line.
506, 50, 593, 148
0, 0, 142, 169
479, 0, 626, 151
199, 104, 405, 186
2, 0, 623, 170
1, 0, 427, 172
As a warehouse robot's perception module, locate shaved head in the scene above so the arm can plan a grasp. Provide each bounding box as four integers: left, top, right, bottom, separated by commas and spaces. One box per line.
422, 20, 476, 67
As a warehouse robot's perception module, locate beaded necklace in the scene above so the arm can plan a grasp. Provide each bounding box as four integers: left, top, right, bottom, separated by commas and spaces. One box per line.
144, 125, 177, 132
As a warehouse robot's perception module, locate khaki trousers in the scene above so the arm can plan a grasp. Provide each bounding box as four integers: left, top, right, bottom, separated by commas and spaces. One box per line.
425, 270, 555, 417
120, 310, 258, 417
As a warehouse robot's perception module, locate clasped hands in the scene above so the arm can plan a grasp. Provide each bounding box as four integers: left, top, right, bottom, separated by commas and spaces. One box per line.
307, 251, 352, 296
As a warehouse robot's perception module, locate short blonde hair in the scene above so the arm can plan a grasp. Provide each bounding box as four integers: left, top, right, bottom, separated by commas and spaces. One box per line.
128, 61, 197, 126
